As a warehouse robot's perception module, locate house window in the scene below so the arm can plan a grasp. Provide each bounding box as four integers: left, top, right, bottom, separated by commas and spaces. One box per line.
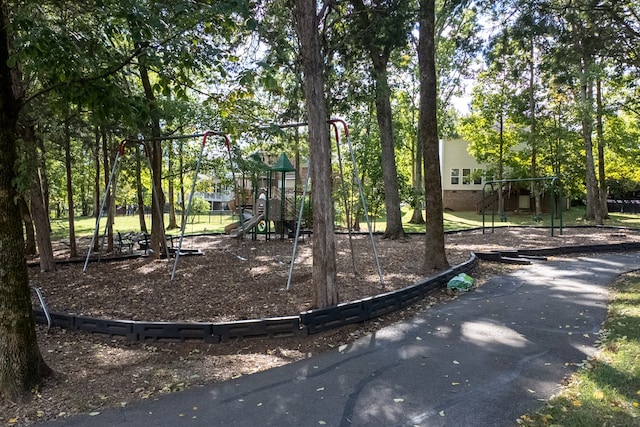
450, 168, 459, 185
462, 168, 471, 185
473, 168, 482, 185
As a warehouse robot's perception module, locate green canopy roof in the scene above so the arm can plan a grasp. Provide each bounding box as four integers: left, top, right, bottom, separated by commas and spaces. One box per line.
271, 152, 296, 172
245, 152, 270, 170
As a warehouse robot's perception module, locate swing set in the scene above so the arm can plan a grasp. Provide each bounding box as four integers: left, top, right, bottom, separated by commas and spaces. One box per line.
83, 120, 384, 288
83, 131, 232, 280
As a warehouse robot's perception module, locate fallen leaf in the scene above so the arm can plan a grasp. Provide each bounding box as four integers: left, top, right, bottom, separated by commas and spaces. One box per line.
394, 398, 404, 403
89, 412, 101, 416
452, 360, 460, 365
439, 410, 445, 417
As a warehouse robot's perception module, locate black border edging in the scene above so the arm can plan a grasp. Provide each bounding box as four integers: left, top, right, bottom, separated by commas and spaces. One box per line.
32, 254, 477, 342
299, 254, 477, 334
476, 241, 640, 263
33, 232, 640, 343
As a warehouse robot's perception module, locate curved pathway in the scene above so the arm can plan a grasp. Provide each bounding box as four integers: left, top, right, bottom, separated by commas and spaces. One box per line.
46, 252, 640, 426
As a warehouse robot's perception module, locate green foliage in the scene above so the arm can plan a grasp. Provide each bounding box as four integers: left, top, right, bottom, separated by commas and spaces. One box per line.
187, 196, 210, 216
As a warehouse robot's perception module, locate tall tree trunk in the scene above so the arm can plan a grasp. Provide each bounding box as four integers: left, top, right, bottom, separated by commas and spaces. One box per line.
93, 125, 100, 219
80, 179, 88, 216
135, 146, 147, 234
30, 171, 56, 272
293, 0, 338, 308
167, 140, 178, 229
529, 36, 542, 217
64, 115, 77, 258
23, 126, 55, 271
101, 127, 114, 253
179, 140, 186, 227
419, 0, 449, 272
595, 77, 608, 219
0, 0, 51, 399
409, 71, 424, 225
18, 196, 36, 256
137, 47, 166, 258
498, 112, 505, 218
409, 135, 425, 224
371, 53, 406, 239
580, 57, 602, 224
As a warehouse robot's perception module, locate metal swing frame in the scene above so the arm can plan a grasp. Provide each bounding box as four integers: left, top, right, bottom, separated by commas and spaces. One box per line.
83, 131, 231, 280
283, 118, 384, 291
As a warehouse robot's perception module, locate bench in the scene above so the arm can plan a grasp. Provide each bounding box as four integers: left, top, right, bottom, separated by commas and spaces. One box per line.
117, 232, 134, 254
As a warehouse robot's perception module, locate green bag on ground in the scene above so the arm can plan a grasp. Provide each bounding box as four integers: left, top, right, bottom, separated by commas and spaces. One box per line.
447, 273, 474, 292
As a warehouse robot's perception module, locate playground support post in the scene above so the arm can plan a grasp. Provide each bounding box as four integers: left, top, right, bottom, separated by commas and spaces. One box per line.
283, 119, 385, 290
481, 176, 562, 236
171, 131, 230, 280
286, 160, 311, 291
329, 119, 384, 288
331, 121, 358, 276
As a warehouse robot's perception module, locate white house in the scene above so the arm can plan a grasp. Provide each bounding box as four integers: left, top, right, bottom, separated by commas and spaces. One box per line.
439, 138, 486, 211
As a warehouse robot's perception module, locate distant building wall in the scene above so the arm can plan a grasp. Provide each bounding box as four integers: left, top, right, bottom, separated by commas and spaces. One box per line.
443, 189, 485, 212
440, 139, 486, 211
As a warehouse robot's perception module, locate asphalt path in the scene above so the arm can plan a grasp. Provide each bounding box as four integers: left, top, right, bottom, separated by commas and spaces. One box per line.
46, 252, 640, 427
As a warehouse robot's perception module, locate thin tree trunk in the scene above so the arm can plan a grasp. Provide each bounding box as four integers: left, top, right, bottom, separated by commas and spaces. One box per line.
498, 113, 505, 219
92, 126, 101, 251
596, 77, 608, 219
410, 66, 424, 225
419, 0, 449, 272
293, 0, 338, 308
135, 145, 148, 234
529, 36, 542, 217
23, 126, 55, 271
179, 140, 186, 227
18, 196, 36, 256
167, 140, 178, 229
93, 126, 100, 218
101, 127, 114, 252
409, 141, 425, 224
371, 54, 406, 239
64, 115, 77, 258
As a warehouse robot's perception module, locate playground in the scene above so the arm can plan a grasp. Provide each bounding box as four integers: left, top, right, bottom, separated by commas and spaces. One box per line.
30, 226, 640, 324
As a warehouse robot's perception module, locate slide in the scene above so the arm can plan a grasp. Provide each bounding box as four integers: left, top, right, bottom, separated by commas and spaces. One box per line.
229, 213, 265, 238
224, 212, 254, 235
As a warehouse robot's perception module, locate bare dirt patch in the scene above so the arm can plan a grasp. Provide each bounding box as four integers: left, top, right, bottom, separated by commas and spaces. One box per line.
2, 226, 639, 425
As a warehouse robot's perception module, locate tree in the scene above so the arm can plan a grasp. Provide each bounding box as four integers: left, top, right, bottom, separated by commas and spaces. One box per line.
348, 0, 413, 240
419, 0, 449, 272
459, 62, 521, 218
0, 0, 51, 400
293, 0, 338, 308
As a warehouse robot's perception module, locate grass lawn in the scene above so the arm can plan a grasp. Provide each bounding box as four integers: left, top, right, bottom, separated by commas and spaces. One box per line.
517, 272, 640, 426
49, 211, 237, 240
49, 207, 640, 240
